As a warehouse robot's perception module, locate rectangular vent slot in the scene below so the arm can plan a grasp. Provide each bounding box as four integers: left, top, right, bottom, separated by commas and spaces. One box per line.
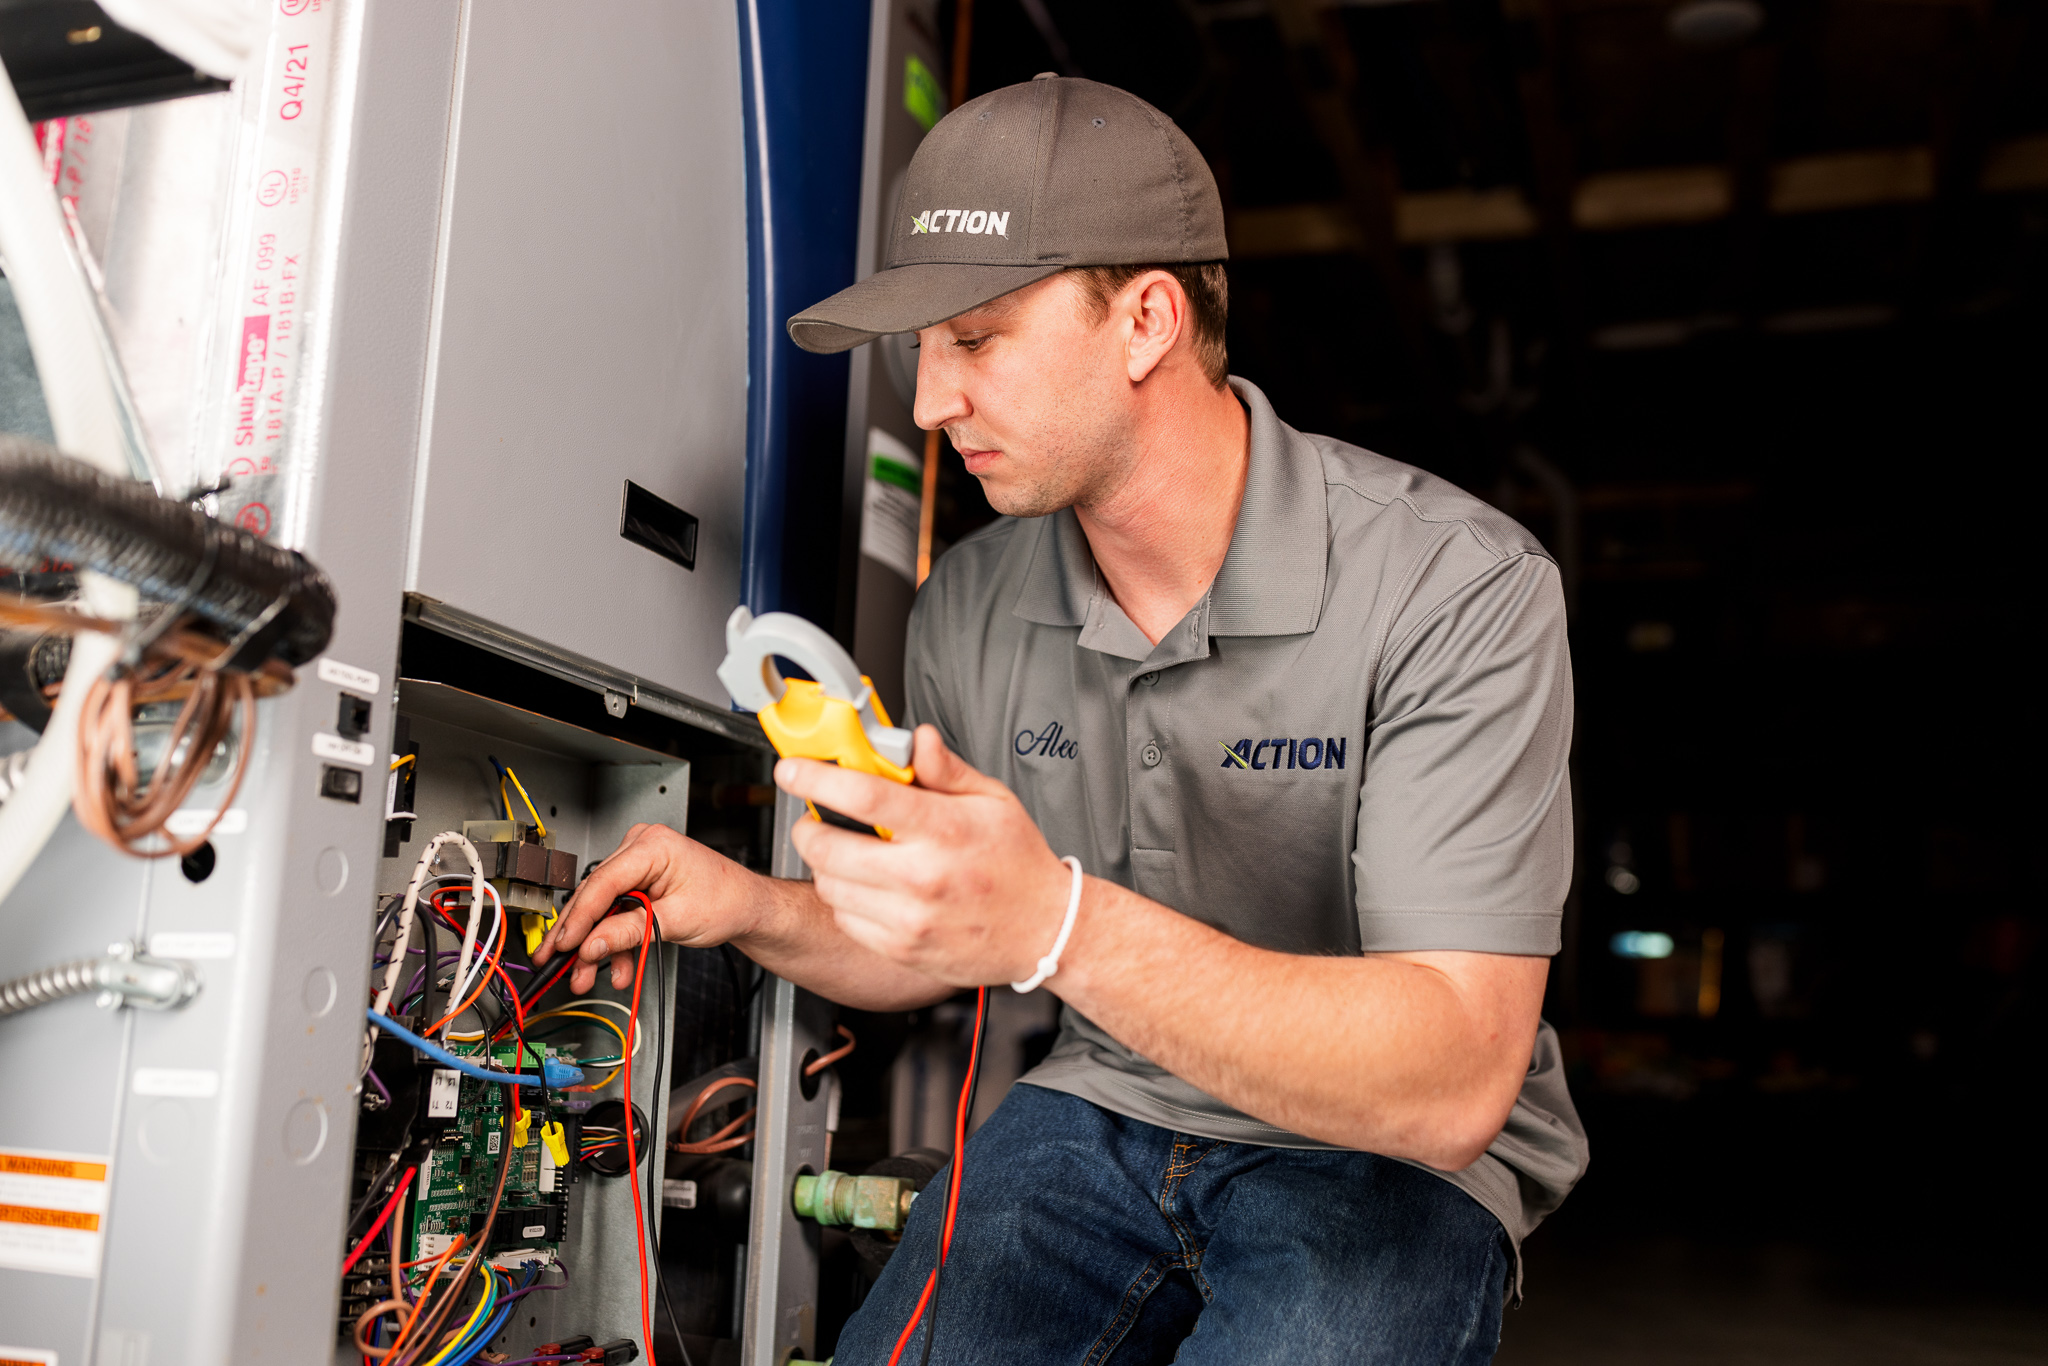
619, 480, 698, 571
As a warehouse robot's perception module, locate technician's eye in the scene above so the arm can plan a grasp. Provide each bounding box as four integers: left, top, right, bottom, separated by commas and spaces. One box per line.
955, 337, 988, 352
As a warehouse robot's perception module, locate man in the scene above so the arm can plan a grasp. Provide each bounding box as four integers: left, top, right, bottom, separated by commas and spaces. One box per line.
539, 75, 1586, 1363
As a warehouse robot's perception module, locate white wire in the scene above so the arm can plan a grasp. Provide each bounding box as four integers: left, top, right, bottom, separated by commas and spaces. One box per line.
529, 998, 642, 1058
440, 880, 503, 1032
365, 832, 483, 1068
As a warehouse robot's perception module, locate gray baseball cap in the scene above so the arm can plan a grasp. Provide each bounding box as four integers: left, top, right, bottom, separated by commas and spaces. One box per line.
787, 74, 1227, 355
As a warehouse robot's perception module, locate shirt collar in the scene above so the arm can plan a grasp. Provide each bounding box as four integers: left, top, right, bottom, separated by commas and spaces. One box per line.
1008, 376, 1328, 642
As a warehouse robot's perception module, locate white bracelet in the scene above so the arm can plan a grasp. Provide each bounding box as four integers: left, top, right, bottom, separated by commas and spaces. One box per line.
1012, 856, 1084, 994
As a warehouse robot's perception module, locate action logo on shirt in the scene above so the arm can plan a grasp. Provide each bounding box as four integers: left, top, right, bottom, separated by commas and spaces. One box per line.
1218, 737, 1346, 771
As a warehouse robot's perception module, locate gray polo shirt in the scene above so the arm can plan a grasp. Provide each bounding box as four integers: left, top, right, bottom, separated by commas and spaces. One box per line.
903, 377, 1588, 1255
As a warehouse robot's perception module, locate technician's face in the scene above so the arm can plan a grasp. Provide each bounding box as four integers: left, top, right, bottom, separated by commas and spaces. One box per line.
911, 274, 1138, 519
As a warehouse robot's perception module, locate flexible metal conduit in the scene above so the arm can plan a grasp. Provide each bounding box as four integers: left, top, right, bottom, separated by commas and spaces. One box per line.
0, 947, 200, 1019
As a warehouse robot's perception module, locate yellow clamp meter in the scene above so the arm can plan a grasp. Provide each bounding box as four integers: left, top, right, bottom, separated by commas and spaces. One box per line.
717, 607, 915, 838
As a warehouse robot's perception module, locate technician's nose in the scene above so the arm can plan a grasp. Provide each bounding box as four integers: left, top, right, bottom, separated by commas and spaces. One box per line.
913, 332, 970, 432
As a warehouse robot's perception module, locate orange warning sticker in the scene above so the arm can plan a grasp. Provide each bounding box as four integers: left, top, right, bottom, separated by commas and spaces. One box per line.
0, 1205, 101, 1232
0, 1154, 107, 1183
0, 1146, 109, 1280
0, 1349, 60, 1366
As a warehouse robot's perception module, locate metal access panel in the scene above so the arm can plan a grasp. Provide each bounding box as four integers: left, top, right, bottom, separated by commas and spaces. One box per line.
406, 0, 750, 714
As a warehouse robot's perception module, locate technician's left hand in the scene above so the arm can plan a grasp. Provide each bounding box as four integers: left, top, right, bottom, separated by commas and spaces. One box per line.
778, 725, 1073, 987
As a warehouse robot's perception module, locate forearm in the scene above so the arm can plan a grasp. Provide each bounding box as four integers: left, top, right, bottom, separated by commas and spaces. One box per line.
733, 873, 956, 1013
1050, 879, 1541, 1169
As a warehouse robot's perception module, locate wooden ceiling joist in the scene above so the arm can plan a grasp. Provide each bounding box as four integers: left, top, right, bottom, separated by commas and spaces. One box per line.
1229, 133, 2048, 254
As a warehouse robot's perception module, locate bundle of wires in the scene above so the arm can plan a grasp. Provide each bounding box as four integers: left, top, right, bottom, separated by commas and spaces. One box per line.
350, 1102, 525, 1366
351, 872, 669, 1363
2, 594, 292, 855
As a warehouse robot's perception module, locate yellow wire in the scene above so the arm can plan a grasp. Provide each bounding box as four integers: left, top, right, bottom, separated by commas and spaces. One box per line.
503, 765, 547, 839
525, 1008, 629, 1091
415, 1263, 496, 1366
525, 1008, 630, 1059
390, 754, 415, 772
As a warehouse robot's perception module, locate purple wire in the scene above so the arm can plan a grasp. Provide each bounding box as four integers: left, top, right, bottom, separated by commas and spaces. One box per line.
365, 1068, 392, 1108
398, 949, 539, 1012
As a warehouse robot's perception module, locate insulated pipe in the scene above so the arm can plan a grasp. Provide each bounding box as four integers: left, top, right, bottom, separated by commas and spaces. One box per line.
0, 54, 138, 908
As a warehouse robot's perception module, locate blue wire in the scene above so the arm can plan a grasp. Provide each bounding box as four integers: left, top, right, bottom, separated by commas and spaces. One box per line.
444, 1265, 540, 1366
441, 1269, 511, 1366
366, 1008, 542, 1086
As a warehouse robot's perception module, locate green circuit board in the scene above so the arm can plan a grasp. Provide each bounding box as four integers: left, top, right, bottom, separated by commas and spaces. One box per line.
409, 1041, 575, 1266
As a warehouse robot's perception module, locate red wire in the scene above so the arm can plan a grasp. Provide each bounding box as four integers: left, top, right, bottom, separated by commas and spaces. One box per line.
620, 892, 657, 1356
886, 984, 987, 1366
340, 1164, 416, 1277
430, 894, 526, 1128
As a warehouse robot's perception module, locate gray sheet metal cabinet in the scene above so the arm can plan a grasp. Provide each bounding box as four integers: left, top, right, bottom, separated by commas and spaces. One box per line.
407, 3, 749, 715
0, 2, 801, 1361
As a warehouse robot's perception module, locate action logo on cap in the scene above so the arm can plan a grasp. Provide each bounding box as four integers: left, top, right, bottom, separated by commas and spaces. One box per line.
910, 208, 1012, 237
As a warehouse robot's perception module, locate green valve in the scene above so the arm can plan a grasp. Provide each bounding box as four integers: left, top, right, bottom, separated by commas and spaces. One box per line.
791, 1170, 918, 1231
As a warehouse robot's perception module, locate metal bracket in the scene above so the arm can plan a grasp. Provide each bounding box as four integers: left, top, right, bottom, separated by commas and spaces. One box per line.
741, 788, 833, 1364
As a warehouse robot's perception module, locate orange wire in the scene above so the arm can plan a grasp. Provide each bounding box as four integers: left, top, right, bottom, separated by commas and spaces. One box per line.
374, 1233, 463, 1363
886, 985, 986, 1366
804, 1024, 857, 1076
421, 892, 506, 1035
427, 891, 530, 1126
430, 892, 530, 1031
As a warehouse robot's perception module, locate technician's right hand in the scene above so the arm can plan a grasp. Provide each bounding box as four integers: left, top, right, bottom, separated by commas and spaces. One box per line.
533, 823, 759, 994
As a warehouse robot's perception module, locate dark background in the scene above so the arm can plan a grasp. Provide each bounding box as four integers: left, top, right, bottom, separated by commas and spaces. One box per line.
918, 0, 2047, 1358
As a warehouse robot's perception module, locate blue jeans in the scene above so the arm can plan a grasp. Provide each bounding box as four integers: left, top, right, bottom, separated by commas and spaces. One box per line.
833, 1085, 1510, 1365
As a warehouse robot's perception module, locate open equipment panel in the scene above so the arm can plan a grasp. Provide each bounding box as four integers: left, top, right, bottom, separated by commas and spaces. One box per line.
337, 669, 698, 1362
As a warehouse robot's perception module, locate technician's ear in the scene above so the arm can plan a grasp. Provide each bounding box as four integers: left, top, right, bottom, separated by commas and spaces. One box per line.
1125, 272, 1187, 384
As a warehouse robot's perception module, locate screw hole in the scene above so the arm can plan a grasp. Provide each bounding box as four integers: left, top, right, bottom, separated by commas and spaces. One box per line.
1092, 117, 1105, 128
658, 785, 667, 794
179, 841, 217, 884
549, 805, 557, 817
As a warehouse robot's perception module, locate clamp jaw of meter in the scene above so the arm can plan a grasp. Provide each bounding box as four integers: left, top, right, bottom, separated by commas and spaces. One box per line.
716, 607, 915, 838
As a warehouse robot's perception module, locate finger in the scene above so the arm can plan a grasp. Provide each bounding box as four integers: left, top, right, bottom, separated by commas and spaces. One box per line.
774, 757, 932, 835
577, 910, 646, 963
827, 897, 904, 963
907, 725, 1007, 797
790, 814, 921, 891
610, 948, 634, 991
538, 829, 666, 964
814, 874, 926, 960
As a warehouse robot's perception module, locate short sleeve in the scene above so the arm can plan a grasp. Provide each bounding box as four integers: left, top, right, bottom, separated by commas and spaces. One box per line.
1353, 552, 1573, 955
899, 571, 970, 763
